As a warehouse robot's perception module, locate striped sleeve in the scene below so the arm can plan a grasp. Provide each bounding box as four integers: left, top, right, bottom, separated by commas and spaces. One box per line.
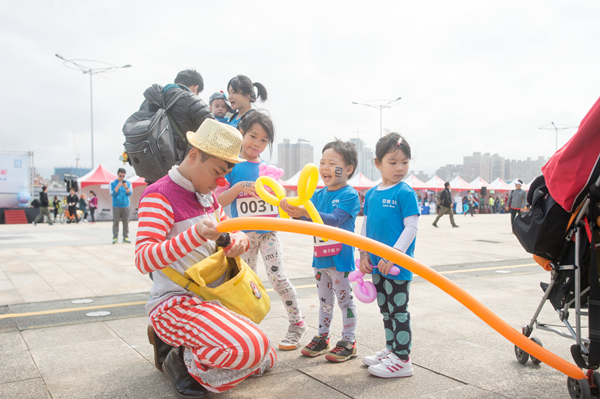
135, 193, 207, 274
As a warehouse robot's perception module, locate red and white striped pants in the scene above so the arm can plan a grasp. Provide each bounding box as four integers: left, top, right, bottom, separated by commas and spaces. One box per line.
150, 295, 277, 393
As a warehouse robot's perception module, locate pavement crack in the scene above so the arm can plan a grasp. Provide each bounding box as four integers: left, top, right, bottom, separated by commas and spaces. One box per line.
296, 369, 354, 398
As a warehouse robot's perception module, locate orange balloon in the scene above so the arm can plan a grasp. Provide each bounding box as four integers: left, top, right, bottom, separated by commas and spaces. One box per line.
217, 217, 586, 381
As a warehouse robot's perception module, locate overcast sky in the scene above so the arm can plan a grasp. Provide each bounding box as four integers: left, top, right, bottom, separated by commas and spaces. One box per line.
2, 0, 599, 179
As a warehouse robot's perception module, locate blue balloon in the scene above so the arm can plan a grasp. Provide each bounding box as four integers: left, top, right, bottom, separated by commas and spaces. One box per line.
17, 191, 31, 207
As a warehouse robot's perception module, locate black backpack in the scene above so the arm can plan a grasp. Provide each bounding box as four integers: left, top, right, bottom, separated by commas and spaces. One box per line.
122, 90, 187, 182
512, 175, 572, 262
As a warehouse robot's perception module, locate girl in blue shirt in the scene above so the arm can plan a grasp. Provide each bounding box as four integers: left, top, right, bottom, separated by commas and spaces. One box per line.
359, 132, 420, 379
227, 75, 267, 128
281, 140, 360, 363
216, 110, 306, 351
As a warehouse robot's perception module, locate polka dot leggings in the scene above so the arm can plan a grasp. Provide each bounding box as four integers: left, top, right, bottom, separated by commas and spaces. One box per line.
373, 274, 411, 361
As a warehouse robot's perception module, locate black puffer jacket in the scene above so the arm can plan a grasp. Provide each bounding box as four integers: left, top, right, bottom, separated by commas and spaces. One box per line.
141, 84, 213, 135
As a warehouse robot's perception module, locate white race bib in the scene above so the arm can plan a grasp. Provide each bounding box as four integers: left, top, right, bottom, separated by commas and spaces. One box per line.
313, 237, 343, 257
236, 196, 279, 218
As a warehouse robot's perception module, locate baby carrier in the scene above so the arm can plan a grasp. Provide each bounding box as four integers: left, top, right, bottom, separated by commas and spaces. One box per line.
512, 95, 600, 399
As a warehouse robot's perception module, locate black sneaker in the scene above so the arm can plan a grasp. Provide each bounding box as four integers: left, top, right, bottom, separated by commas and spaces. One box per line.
325, 340, 357, 363
432, 223, 438, 228
301, 335, 330, 357
453, 225, 460, 228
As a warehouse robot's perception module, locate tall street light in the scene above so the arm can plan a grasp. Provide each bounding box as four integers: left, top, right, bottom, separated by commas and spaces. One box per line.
55, 54, 131, 168
539, 122, 578, 152
352, 97, 402, 138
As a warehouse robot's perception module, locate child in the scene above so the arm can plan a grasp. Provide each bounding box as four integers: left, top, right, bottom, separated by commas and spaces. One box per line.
216, 110, 306, 350
136, 119, 276, 395
281, 139, 360, 362
209, 91, 232, 123
227, 75, 267, 128
359, 132, 419, 378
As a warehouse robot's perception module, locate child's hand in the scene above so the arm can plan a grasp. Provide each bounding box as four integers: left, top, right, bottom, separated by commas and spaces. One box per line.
224, 232, 249, 258
359, 251, 373, 274
195, 218, 221, 241
377, 258, 396, 275
238, 181, 258, 198
280, 199, 308, 219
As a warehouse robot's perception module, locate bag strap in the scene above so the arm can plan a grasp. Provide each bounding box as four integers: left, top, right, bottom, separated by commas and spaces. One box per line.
161, 89, 188, 140
162, 267, 202, 296
162, 209, 222, 295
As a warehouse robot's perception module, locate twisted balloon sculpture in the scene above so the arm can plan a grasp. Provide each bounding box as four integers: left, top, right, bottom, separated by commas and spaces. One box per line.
255, 163, 327, 240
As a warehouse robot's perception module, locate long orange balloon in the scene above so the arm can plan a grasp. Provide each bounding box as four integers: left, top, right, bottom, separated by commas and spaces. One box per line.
218, 217, 586, 381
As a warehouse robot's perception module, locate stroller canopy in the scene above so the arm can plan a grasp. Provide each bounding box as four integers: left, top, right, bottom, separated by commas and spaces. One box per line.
542, 96, 600, 213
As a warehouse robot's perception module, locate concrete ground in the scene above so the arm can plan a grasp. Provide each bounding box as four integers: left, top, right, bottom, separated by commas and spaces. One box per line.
0, 214, 582, 398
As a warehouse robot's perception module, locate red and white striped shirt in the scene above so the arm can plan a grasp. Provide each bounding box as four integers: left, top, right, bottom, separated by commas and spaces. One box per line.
135, 169, 230, 313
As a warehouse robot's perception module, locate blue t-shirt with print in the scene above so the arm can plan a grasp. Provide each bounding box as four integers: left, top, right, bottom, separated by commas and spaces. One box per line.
215, 116, 230, 124
225, 160, 278, 233
311, 185, 360, 272
364, 182, 420, 281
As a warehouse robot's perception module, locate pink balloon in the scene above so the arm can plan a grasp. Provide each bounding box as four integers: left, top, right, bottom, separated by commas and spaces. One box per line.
259, 162, 284, 180
350, 258, 401, 303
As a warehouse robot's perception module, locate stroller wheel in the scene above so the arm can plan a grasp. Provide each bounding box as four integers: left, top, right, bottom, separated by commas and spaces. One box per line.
592, 372, 600, 398
567, 376, 592, 399
514, 344, 529, 364
529, 337, 543, 365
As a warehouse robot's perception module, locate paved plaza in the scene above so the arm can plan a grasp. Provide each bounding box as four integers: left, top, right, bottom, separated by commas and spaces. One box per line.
0, 214, 579, 398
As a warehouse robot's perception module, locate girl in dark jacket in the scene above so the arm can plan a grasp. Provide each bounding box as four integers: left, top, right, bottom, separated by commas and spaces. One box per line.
79, 193, 88, 222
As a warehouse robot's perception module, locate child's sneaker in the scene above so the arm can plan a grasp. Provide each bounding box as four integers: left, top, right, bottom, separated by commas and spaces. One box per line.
325, 340, 357, 363
301, 335, 330, 357
279, 323, 308, 351
362, 347, 391, 366
368, 353, 413, 378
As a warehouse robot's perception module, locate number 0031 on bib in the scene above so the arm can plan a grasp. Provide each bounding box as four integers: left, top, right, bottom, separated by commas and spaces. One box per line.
313, 237, 343, 257
236, 196, 279, 217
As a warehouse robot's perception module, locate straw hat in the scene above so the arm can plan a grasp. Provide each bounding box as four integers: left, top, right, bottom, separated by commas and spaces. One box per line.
186, 119, 246, 164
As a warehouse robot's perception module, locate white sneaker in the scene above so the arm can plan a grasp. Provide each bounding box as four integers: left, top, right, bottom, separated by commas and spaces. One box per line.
368, 353, 413, 378
362, 348, 391, 366
279, 323, 308, 350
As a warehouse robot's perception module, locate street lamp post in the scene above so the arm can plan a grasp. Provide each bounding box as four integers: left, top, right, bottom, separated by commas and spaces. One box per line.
352, 97, 402, 137
539, 122, 578, 152
55, 54, 131, 168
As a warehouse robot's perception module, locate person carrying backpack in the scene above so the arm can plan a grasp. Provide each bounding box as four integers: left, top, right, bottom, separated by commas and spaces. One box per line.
123, 69, 213, 183
432, 182, 459, 228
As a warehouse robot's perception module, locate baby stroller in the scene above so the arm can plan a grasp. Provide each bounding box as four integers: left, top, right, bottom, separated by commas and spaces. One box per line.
513, 96, 600, 399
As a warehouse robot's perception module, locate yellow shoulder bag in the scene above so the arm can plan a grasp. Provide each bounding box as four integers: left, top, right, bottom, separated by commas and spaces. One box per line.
161, 212, 270, 324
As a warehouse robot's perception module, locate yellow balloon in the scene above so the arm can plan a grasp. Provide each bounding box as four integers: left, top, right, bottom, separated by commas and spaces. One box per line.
255, 163, 327, 240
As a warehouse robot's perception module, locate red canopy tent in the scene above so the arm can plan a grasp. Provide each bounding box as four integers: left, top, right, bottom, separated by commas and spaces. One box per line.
488, 178, 512, 192
449, 176, 477, 191
424, 175, 446, 192
127, 175, 148, 189
403, 174, 428, 190
347, 173, 375, 191
78, 164, 117, 188
543, 96, 600, 212
77, 164, 118, 221
469, 177, 490, 190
